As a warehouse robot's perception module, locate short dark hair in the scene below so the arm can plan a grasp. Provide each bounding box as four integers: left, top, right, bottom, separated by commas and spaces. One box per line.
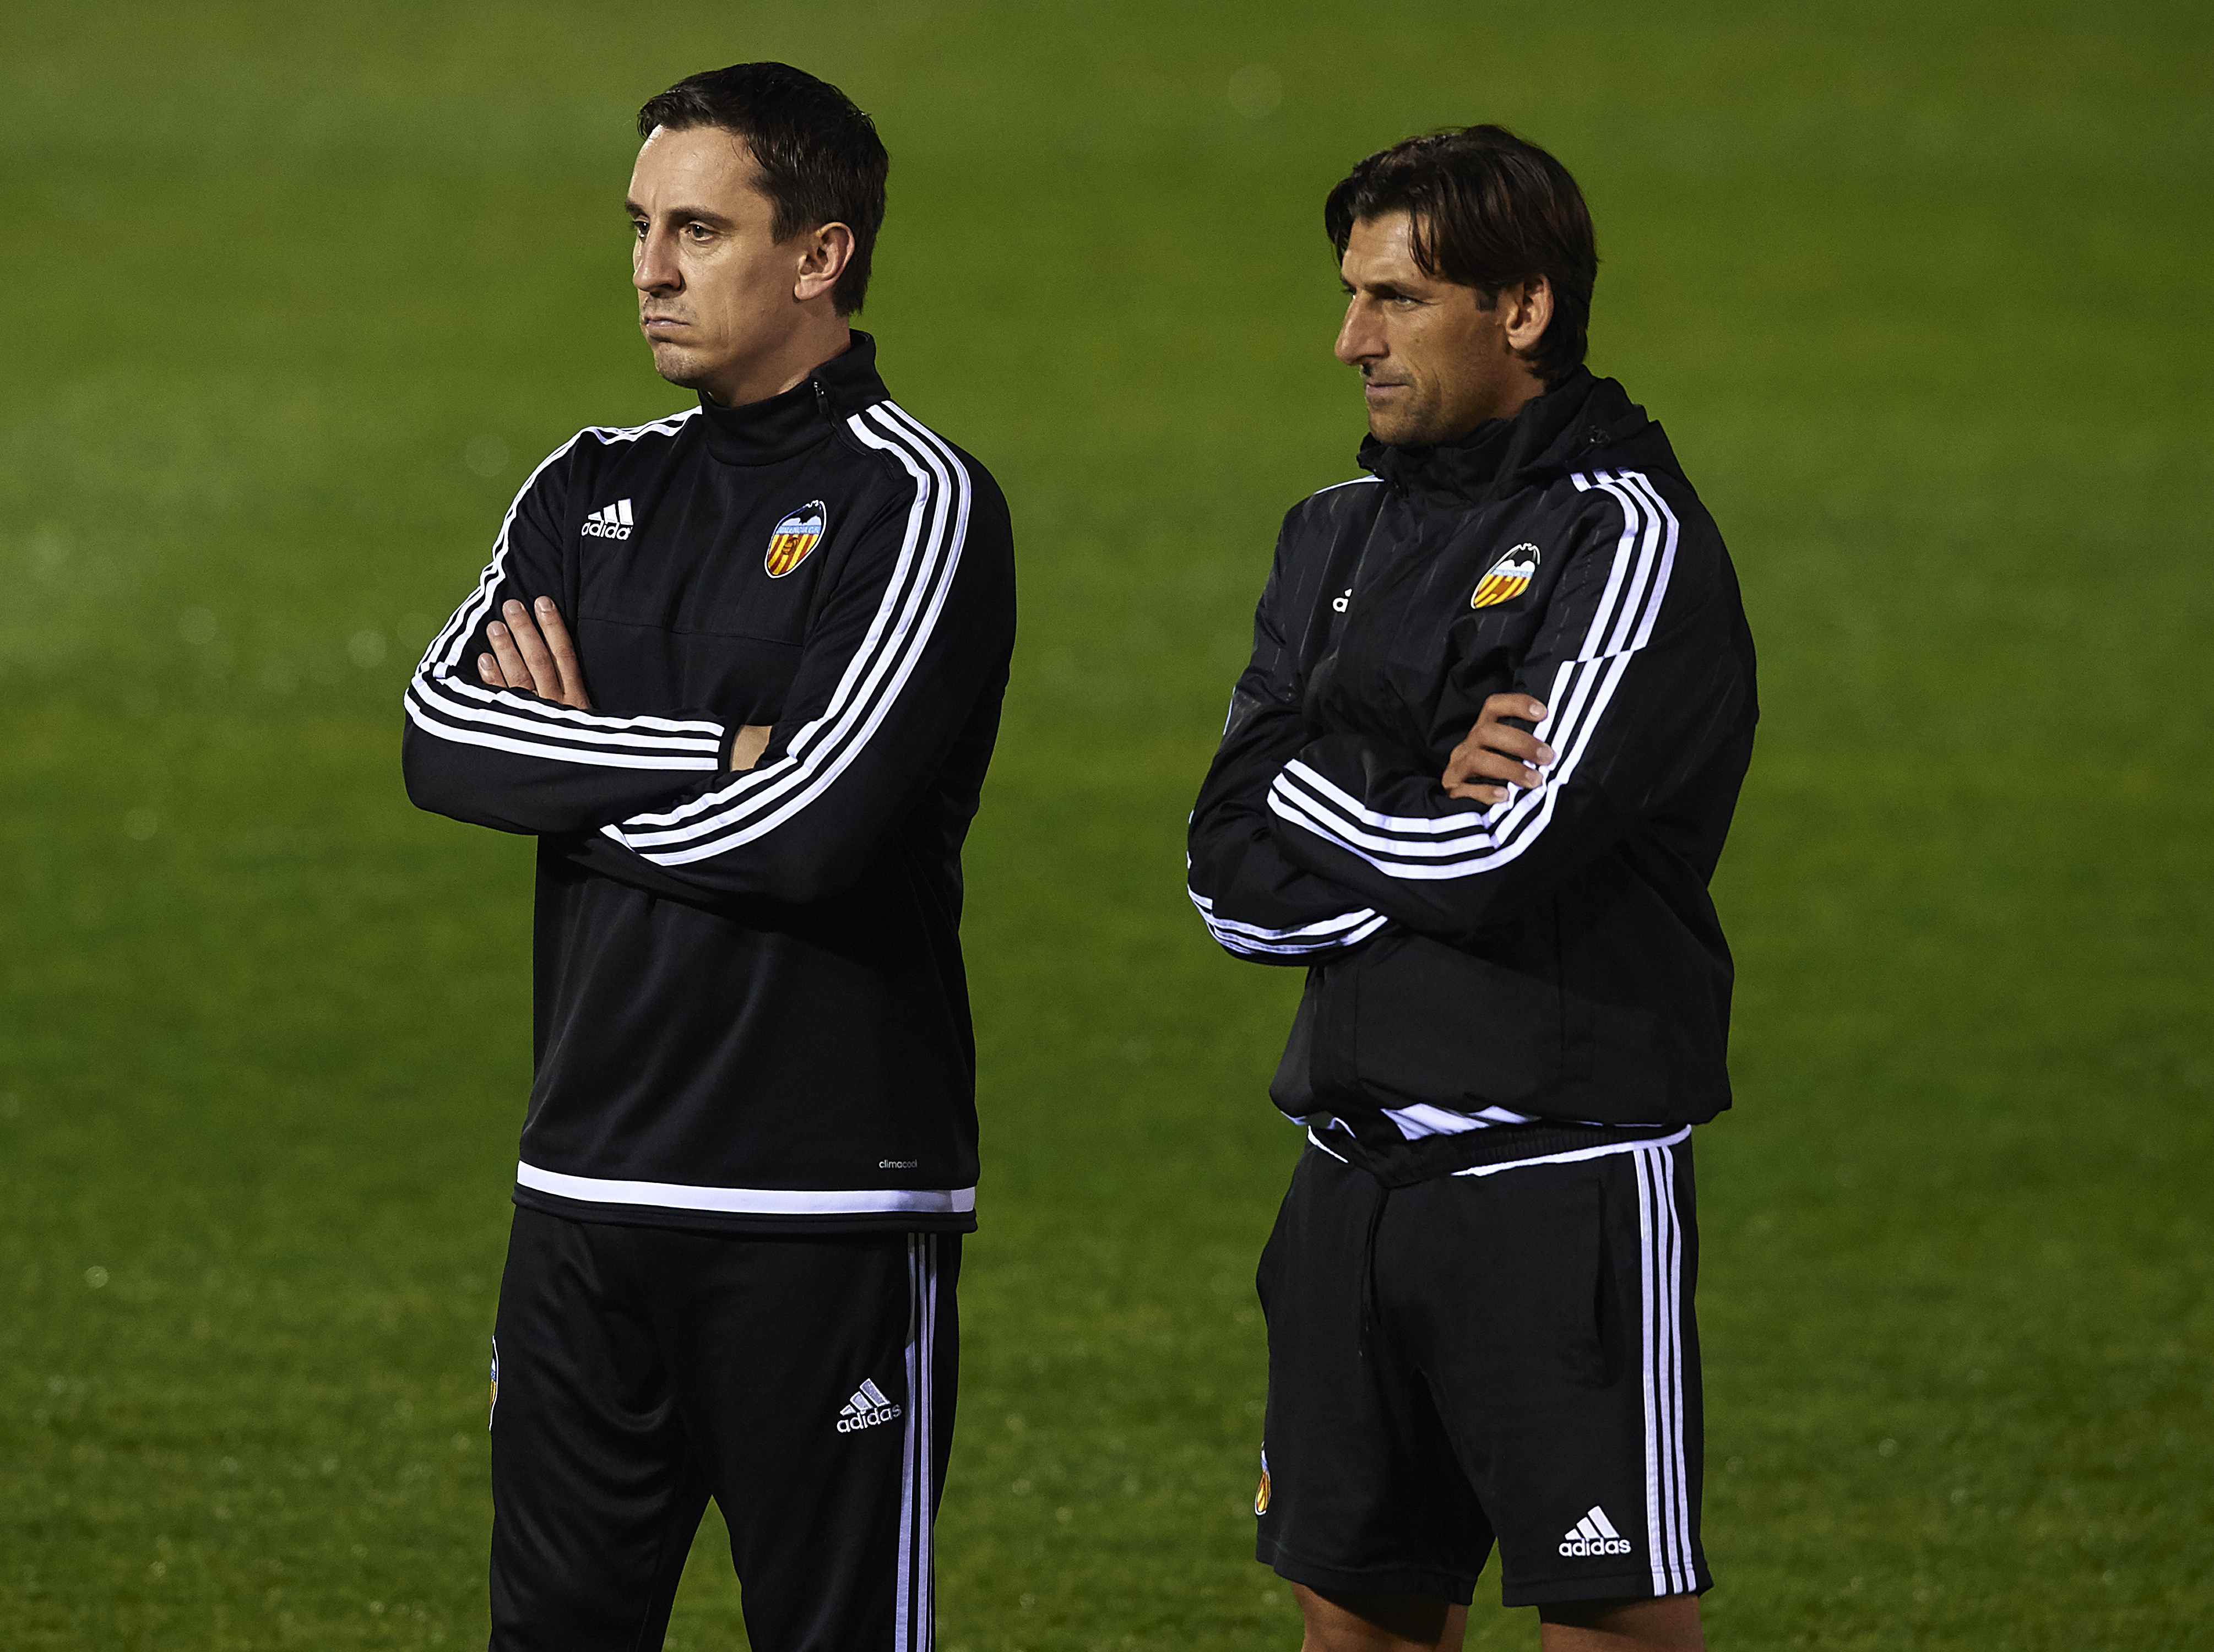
1325, 126, 1598, 385
638, 63, 888, 315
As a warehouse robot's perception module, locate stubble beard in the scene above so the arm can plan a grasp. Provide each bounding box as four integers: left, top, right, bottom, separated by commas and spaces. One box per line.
1368, 383, 1450, 448
648, 340, 709, 392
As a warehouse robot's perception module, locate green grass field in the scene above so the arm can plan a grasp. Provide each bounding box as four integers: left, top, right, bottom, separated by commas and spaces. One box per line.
4, 2, 2210, 1646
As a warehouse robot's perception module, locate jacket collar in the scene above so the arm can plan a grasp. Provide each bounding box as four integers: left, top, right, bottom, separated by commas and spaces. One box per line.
1359, 368, 1661, 501
694, 331, 891, 468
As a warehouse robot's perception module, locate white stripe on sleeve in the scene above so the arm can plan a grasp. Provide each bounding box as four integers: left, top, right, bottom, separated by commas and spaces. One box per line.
1186, 886, 1387, 958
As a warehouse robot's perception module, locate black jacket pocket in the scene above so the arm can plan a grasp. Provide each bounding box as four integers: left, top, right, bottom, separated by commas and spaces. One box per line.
1347, 925, 1564, 1113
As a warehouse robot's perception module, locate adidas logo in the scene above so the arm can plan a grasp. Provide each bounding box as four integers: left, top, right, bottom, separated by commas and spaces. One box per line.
835, 1377, 902, 1434
1558, 1504, 1634, 1558
582, 499, 635, 540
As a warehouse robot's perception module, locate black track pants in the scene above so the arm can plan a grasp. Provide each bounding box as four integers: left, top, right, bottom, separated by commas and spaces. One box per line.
487, 1209, 959, 1651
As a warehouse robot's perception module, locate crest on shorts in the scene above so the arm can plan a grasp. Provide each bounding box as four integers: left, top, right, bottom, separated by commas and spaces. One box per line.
1253, 1448, 1271, 1516
765, 501, 827, 578
487, 1338, 500, 1431
1472, 543, 1540, 609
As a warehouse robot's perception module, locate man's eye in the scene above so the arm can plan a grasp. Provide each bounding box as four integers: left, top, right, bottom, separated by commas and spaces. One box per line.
685, 224, 713, 242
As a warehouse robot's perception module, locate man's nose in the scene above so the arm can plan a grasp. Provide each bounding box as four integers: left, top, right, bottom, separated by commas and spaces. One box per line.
634, 229, 681, 294
1334, 300, 1381, 366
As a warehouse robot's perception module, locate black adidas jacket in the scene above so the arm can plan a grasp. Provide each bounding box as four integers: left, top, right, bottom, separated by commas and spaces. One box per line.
403, 335, 1014, 1232
1187, 370, 1756, 1184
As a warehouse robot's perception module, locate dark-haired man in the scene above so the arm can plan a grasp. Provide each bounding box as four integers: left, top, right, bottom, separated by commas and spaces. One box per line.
1189, 128, 1757, 1650
403, 62, 1013, 1651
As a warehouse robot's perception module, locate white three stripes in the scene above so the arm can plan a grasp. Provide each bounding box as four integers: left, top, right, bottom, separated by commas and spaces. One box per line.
1185, 887, 1387, 958
1264, 469, 1680, 883
601, 400, 972, 866
895, 1233, 940, 1652
1635, 1143, 1697, 1595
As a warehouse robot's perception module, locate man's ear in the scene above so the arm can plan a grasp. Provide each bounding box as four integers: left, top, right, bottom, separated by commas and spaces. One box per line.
794, 222, 855, 305
1502, 276, 1554, 355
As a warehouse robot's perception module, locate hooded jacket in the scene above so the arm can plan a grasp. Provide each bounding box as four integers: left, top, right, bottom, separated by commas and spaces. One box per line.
403, 335, 1014, 1232
1187, 369, 1756, 1185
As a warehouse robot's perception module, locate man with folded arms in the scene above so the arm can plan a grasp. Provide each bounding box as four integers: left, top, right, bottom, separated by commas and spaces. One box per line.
1189, 127, 1757, 1651
404, 62, 1013, 1652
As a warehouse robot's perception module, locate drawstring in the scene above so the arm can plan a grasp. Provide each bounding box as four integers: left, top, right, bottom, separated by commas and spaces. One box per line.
1359, 1179, 1426, 1469
1358, 1181, 1393, 1367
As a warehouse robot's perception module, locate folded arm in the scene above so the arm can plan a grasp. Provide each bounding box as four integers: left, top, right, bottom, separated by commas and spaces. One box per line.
1187, 545, 1390, 965
1266, 469, 1748, 941
401, 442, 738, 835
568, 409, 1015, 907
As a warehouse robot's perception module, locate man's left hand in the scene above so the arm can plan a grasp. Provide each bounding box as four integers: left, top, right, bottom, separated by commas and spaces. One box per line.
1442, 693, 1554, 803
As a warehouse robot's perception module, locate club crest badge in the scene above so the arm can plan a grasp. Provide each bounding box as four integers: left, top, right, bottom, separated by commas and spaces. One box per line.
1472, 543, 1540, 609
1254, 1449, 1271, 1516
765, 501, 827, 578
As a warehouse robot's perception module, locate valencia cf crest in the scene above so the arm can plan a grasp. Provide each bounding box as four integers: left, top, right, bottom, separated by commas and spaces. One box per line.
1254, 1449, 1271, 1515
765, 501, 827, 578
1472, 543, 1540, 609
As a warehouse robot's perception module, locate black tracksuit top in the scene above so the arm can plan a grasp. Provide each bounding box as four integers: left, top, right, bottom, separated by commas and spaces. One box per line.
403, 335, 1014, 1233
1187, 370, 1757, 1184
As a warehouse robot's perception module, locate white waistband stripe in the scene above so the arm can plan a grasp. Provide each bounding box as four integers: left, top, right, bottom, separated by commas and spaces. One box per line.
1449, 1124, 1693, 1178
514, 1161, 976, 1216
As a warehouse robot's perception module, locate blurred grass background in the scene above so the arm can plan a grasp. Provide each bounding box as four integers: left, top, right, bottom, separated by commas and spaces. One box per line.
2, 1, 2210, 1646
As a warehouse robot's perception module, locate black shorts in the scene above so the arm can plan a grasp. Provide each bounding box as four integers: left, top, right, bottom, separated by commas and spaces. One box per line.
1253, 1136, 1708, 1609
487, 1208, 958, 1651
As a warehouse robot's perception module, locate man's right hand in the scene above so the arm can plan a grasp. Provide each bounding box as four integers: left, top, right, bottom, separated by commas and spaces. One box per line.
481, 597, 594, 710
1442, 693, 1554, 804
482, 597, 767, 769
